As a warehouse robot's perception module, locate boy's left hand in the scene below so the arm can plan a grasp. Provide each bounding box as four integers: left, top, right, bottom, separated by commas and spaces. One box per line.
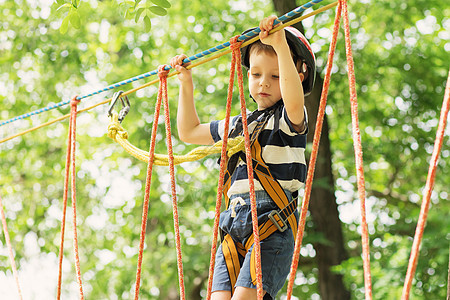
259, 16, 287, 49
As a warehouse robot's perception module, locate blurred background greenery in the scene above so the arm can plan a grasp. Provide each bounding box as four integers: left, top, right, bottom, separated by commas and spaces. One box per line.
0, 0, 448, 299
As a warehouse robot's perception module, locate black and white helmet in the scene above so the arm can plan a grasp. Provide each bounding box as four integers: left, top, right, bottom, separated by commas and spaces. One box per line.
240, 26, 316, 96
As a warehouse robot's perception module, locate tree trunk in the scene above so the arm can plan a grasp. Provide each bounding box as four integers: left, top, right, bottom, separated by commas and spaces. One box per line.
306, 78, 351, 300
271, 1, 351, 299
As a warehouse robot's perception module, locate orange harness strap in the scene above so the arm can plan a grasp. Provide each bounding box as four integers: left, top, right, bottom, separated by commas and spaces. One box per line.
221, 107, 299, 292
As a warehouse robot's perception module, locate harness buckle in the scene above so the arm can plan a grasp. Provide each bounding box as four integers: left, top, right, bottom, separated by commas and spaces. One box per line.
268, 210, 288, 232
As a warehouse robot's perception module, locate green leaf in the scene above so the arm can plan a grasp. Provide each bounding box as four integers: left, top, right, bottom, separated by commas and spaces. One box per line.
71, 0, 78, 8
56, 0, 66, 5
124, 7, 135, 19
143, 15, 151, 31
56, 3, 72, 11
60, 15, 69, 34
150, 0, 171, 9
135, 7, 144, 23
149, 5, 167, 16
70, 11, 81, 29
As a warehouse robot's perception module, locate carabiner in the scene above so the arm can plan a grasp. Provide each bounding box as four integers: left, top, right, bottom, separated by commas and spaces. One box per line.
107, 91, 131, 123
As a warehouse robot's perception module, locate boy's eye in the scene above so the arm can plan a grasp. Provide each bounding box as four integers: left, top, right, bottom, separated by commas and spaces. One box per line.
252, 73, 261, 77
272, 75, 279, 79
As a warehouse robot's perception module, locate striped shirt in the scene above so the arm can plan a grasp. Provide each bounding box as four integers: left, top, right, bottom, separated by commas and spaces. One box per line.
210, 101, 308, 197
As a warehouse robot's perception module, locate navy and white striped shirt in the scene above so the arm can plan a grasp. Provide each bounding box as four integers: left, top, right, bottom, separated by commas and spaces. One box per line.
210, 102, 307, 197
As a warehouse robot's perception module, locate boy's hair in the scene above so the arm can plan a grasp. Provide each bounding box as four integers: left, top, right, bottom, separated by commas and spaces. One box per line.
247, 40, 309, 79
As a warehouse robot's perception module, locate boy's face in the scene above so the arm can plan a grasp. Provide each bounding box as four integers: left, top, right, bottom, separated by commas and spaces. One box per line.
248, 51, 282, 110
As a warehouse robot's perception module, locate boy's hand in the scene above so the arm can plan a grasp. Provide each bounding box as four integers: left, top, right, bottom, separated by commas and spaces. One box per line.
170, 54, 192, 83
258, 16, 287, 50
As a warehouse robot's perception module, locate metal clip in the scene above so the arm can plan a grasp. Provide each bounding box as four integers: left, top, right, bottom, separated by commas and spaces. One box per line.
107, 91, 131, 123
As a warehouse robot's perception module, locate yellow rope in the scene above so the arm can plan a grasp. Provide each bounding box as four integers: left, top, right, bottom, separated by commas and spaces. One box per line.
0, 1, 338, 145
0, 98, 111, 144
107, 112, 244, 165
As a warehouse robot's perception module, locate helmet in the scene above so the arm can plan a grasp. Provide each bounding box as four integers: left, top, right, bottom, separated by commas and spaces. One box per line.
240, 26, 316, 96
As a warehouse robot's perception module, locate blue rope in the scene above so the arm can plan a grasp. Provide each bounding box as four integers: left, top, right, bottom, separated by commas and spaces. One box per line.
171, 0, 323, 68
0, 0, 323, 127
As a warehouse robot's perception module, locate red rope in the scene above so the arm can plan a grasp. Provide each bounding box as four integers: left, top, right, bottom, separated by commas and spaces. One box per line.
134, 68, 164, 299
288, 2, 374, 298
234, 35, 265, 298
286, 1, 342, 298
341, 0, 373, 298
206, 36, 240, 300
0, 194, 23, 300
134, 66, 187, 299
401, 67, 450, 299
57, 96, 84, 299
160, 65, 186, 299
57, 100, 73, 299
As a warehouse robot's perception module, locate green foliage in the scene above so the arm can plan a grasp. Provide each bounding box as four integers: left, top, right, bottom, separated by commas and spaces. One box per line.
55, 0, 172, 33
56, 0, 84, 33
0, 0, 449, 299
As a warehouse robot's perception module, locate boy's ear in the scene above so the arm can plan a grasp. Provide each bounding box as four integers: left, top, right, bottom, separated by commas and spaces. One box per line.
299, 72, 305, 82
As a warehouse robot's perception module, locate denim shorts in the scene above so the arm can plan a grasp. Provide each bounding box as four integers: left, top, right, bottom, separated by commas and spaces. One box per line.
211, 190, 298, 299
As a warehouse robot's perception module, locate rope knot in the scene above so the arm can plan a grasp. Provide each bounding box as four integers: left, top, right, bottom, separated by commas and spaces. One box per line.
158, 65, 170, 78
229, 35, 242, 51
70, 95, 81, 107
107, 112, 128, 141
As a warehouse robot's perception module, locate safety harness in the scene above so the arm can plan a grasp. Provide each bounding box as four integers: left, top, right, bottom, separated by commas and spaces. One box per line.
220, 101, 299, 294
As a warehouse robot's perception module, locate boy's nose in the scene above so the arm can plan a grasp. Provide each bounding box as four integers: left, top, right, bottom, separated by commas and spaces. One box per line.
259, 77, 270, 87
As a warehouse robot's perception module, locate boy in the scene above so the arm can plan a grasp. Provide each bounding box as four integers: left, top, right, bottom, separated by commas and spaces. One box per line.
170, 16, 316, 300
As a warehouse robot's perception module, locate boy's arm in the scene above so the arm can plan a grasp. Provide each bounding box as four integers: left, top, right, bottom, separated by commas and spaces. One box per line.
171, 55, 214, 145
259, 17, 306, 132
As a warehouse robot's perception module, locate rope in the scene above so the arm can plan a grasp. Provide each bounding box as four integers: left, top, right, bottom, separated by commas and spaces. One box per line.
286, 1, 342, 297
205, 36, 244, 299
133, 71, 163, 300
0, 0, 327, 128
236, 38, 264, 299
0, 3, 337, 143
160, 65, 187, 299
341, 0, 373, 297
134, 66, 187, 299
401, 67, 450, 299
57, 96, 85, 300
0, 194, 23, 300
0, 2, 338, 147
57, 99, 74, 300
0, 98, 110, 145
287, 2, 374, 298
107, 112, 245, 164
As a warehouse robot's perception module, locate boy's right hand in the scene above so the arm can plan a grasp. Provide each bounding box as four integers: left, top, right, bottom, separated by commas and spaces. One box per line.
259, 16, 288, 52
170, 54, 192, 83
